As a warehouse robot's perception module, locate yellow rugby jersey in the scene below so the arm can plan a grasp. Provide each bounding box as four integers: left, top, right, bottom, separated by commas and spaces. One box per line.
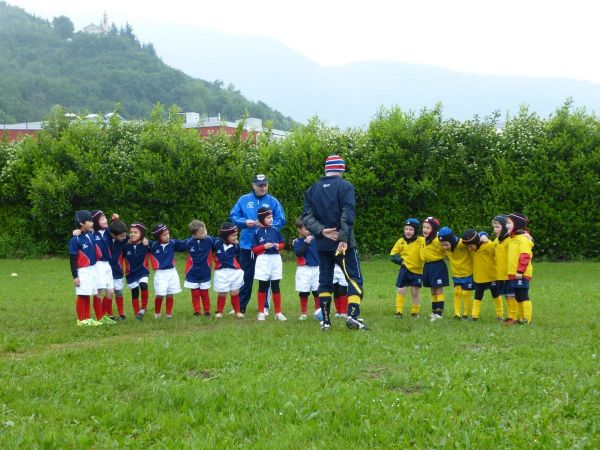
507, 234, 534, 279
390, 236, 425, 274
445, 240, 473, 278
471, 241, 496, 283
494, 237, 510, 281
420, 236, 446, 263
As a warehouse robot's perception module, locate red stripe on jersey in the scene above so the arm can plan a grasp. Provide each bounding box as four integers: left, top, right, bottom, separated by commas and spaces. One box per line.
185, 255, 193, 275
77, 250, 91, 268
124, 258, 130, 275
95, 244, 102, 259
144, 253, 150, 269
296, 256, 306, 266
234, 257, 241, 270
150, 254, 160, 270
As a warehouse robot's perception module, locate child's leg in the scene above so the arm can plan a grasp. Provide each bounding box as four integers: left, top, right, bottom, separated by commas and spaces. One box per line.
216, 292, 227, 315
230, 289, 241, 314
93, 289, 104, 320
155, 295, 164, 316
131, 286, 140, 315
257, 280, 269, 314
337, 286, 348, 315
115, 289, 125, 317
166, 295, 174, 317
312, 291, 320, 311
515, 288, 531, 322
271, 280, 282, 314
200, 289, 211, 314
410, 286, 421, 316
299, 291, 309, 315
333, 283, 342, 314
76, 295, 88, 321
462, 288, 472, 318
140, 283, 149, 311
453, 285, 463, 318
191, 288, 201, 314
431, 287, 444, 316
472, 285, 485, 319
492, 285, 504, 319
396, 286, 407, 315
506, 295, 517, 320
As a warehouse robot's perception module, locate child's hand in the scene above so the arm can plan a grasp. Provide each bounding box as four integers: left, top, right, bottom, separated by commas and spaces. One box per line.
264, 243, 275, 249
480, 234, 489, 243
515, 273, 523, 280
72, 229, 81, 236
73, 278, 80, 286
142, 238, 149, 246
305, 235, 314, 244
111, 213, 119, 221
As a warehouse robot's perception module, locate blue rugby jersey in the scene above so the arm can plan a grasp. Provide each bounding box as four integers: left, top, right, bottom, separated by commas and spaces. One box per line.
123, 241, 151, 283
93, 229, 111, 261
184, 236, 214, 283
68, 232, 101, 268
212, 238, 241, 270
148, 239, 187, 270
293, 236, 319, 266
252, 226, 285, 255
229, 192, 286, 250
108, 237, 127, 278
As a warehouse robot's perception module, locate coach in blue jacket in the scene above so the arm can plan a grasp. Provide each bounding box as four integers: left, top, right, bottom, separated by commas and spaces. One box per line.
230, 174, 286, 314
302, 155, 366, 331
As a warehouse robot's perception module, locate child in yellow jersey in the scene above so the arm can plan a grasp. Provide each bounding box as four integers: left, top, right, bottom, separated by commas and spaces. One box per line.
420, 217, 448, 321
491, 215, 519, 324
438, 227, 473, 320
390, 218, 425, 318
462, 229, 504, 321
506, 212, 534, 324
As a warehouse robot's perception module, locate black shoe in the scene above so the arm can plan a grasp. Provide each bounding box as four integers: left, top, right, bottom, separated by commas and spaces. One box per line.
454, 315, 462, 320
203, 312, 211, 317
471, 317, 479, 322
135, 311, 145, 320
117, 315, 126, 321
462, 315, 470, 321
194, 312, 200, 317
346, 316, 368, 330
411, 313, 419, 318
395, 312, 403, 319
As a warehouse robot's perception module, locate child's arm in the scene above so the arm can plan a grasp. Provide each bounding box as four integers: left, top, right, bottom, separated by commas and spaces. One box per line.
390, 239, 403, 265
293, 238, 309, 257
173, 238, 188, 253
68, 238, 80, 285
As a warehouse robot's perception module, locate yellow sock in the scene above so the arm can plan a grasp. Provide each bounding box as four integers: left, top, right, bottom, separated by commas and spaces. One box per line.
462, 291, 472, 317
493, 296, 504, 318
434, 293, 445, 303
395, 293, 405, 314
472, 299, 482, 319
517, 301, 524, 320
507, 298, 517, 320
522, 300, 532, 322
453, 286, 462, 317
411, 303, 420, 315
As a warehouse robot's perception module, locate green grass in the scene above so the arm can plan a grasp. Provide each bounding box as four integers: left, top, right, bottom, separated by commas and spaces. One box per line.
0, 258, 598, 448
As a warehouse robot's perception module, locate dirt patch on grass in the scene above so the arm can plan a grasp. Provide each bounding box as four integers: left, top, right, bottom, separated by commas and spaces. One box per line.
364, 366, 386, 379
391, 385, 424, 395
188, 369, 215, 379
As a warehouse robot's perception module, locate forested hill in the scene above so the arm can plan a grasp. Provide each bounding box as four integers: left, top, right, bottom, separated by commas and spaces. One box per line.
0, 2, 294, 129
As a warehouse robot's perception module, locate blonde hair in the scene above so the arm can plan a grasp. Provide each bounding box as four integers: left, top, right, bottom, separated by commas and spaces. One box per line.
189, 220, 206, 235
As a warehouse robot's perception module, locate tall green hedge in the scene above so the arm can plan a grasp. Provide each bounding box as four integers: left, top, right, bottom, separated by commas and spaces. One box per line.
1, 103, 599, 259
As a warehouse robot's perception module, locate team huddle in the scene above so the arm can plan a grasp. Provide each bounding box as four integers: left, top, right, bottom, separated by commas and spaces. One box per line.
390, 213, 534, 325
68, 154, 533, 329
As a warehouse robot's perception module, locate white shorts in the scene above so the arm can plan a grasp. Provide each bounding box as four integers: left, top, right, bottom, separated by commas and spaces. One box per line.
127, 276, 149, 289
254, 254, 283, 281
333, 264, 348, 287
113, 278, 124, 291
213, 268, 244, 292
295, 265, 319, 292
75, 265, 98, 296
154, 268, 182, 296
95, 261, 114, 290
184, 280, 211, 290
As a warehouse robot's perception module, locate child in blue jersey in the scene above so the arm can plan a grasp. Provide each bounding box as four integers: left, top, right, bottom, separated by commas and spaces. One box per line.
123, 223, 151, 320
107, 219, 128, 320
212, 222, 244, 318
90, 210, 117, 324
69, 210, 102, 326
149, 223, 187, 319
183, 220, 214, 317
253, 206, 286, 321
293, 217, 320, 320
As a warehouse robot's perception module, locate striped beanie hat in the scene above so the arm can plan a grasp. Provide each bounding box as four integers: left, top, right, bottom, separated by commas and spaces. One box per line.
508, 211, 529, 231
257, 206, 273, 224
152, 223, 169, 240
324, 155, 346, 173
130, 223, 147, 239
219, 222, 238, 240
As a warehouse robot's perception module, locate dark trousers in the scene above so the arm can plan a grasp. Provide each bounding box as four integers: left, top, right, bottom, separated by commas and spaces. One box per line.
317, 248, 363, 300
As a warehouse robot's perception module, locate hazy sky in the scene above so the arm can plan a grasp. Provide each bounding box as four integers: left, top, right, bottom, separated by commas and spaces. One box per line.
7, 0, 600, 83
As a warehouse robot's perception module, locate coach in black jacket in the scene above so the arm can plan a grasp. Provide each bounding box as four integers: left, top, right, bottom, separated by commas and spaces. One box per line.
302, 155, 367, 331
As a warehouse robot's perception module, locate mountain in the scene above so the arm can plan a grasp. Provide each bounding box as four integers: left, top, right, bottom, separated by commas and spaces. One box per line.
142, 25, 600, 127
0, 2, 294, 129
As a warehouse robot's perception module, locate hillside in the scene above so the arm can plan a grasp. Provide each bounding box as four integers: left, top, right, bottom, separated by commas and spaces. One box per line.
0, 2, 294, 129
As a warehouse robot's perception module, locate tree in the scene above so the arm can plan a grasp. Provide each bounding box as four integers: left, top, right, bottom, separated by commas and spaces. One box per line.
52, 15, 73, 39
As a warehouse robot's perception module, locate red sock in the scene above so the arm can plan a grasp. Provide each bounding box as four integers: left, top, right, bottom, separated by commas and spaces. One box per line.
132, 298, 140, 315
103, 296, 114, 317
76, 295, 87, 320
341, 295, 349, 314
217, 294, 226, 313
273, 292, 282, 314
155, 296, 163, 314
200, 289, 211, 313
116, 295, 124, 316
93, 295, 103, 320
334, 296, 341, 314
231, 293, 240, 314
257, 291, 267, 313
191, 289, 201, 313
141, 289, 149, 310
84, 297, 91, 319
166, 295, 174, 316
313, 294, 320, 310
299, 295, 308, 314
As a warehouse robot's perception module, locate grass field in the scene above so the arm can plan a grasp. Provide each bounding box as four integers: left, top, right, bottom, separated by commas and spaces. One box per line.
0, 257, 598, 448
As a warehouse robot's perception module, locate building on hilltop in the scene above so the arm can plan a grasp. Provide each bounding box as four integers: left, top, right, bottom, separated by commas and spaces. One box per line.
82, 12, 109, 34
